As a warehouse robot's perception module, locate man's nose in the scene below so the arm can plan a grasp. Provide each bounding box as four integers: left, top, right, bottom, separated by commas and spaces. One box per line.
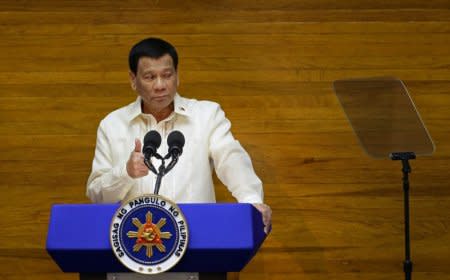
154, 76, 166, 90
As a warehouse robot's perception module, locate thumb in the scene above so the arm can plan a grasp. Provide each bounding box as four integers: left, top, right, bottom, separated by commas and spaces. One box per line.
134, 138, 142, 153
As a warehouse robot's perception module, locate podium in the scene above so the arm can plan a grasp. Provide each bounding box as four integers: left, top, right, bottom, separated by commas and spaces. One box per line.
47, 203, 266, 280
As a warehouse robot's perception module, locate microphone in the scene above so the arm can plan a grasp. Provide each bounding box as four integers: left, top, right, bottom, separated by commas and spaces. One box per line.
143, 130, 184, 195
167, 130, 185, 158
143, 130, 162, 159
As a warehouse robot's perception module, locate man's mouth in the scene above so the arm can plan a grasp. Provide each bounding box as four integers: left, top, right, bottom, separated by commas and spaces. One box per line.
153, 95, 168, 101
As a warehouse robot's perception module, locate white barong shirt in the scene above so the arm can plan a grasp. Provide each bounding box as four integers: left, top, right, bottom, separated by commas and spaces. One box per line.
86, 93, 263, 204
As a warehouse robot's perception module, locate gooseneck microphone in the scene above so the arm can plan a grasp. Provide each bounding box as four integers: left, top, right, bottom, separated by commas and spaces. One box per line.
167, 130, 185, 158
141, 130, 185, 195
143, 130, 162, 160
142, 130, 162, 174
164, 131, 185, 176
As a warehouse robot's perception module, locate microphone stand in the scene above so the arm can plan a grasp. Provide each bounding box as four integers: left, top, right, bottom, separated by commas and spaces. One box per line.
144, 153, 179, 195
154, 160, 166, 196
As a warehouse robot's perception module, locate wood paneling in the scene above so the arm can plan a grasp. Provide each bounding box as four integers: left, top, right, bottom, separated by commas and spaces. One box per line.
1, 1, 449, 279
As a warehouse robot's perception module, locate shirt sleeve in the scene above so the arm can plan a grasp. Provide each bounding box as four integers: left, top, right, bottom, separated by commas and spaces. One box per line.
208, 104, 264, 203
86, 121, 135, 203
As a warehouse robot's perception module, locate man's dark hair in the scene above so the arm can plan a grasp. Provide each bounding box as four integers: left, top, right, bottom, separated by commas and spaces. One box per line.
128, 37, 178, 74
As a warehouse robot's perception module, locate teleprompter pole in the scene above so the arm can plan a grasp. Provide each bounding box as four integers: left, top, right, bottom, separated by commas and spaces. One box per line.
390, 152, 416, 280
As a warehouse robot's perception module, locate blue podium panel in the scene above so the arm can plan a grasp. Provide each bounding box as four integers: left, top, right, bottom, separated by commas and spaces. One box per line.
47, 203, 266, 273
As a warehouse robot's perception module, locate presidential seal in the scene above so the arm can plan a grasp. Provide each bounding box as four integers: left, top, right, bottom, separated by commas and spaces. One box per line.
110, 195, 189, 274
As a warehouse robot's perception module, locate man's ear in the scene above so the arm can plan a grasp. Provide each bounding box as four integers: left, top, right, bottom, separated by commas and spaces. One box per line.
129, 71, 137, 90
176, 71, 180, 87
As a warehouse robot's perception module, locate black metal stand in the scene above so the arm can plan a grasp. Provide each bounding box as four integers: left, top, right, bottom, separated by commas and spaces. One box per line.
144, 153, 179, 195
153, 158, 166, 195
390, 152, 416, 280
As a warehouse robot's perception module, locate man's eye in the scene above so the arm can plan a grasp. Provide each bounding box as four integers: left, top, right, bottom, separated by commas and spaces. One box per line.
144, 75, 154, 80
163, 73, 173, 79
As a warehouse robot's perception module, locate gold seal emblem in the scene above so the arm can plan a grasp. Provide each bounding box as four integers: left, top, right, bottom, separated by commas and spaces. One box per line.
127, 211, 173, 258
110, 195, 189, 274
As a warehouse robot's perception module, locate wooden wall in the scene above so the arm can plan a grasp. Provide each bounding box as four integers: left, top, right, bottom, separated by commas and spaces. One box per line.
1, 1, 450, 279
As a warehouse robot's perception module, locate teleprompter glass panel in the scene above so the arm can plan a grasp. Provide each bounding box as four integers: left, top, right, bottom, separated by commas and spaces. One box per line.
333, 77, 434, 159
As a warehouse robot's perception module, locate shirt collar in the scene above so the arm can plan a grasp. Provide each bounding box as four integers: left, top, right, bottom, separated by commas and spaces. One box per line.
127, 93, 190, 122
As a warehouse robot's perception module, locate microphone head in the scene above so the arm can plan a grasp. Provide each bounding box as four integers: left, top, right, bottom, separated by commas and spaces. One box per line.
167, 130, 185, 157
143, 130, 161, 158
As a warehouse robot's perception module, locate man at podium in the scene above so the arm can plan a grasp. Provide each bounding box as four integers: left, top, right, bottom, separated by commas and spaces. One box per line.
86, 37, 271, 234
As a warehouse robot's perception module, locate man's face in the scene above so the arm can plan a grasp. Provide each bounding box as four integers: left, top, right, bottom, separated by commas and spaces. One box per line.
129, 54, 178, 114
